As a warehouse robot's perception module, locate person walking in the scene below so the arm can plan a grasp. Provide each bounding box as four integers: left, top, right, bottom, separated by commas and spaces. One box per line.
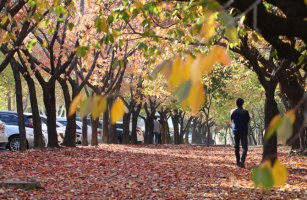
153, 117, 161, 144
230, 98, 250, 168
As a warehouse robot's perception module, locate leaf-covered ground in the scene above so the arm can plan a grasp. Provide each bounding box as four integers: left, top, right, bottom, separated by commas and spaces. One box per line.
0, 145, 306, 199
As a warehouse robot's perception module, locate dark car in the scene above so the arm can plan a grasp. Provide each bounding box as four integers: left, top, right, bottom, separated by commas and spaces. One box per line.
115, 122, 124, 144
0, 111, 33, 127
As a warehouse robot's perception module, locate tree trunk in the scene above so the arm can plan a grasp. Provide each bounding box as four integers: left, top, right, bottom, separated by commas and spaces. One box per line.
11, 64, 27, 151
103, 110, 109, 144
63, 113, 77, 146
24, 76, 44, 148
143, 115, 155, 144
250, 132, 257, 146
122, 112, 131, 144
42, 84, 59, 147
109, 123, 117, 144
206, 121, 211, 147
7, 90, 11, 111
172, 114, 180, 145
263, 90, 279, 161
131, 105, 141, 144
81, 116, 88, 146
59, 80, 76, 147
191, 118, 198, 144
91, 117, 98, 145
280, 78, 305, 150
159, 111, 168, 144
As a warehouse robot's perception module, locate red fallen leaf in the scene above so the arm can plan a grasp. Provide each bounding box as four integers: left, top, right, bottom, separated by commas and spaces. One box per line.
0, 145, 306, 199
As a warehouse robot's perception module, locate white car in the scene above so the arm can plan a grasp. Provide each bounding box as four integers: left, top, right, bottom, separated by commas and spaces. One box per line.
57, 118, 102, 144
0, 120, 8, 148
1, 123, 48, 151
24, 114, 66, 144
57, 118, 96, 144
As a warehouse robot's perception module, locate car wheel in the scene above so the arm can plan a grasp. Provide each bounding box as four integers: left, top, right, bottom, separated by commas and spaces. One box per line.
8, 135, 21, 151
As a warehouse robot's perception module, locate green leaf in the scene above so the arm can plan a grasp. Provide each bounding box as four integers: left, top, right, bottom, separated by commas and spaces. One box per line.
150, 59, 171, 78
265, 114, 282, 140
251, 166, 274, 189
76, 46, 89, 57
175, 80, 192, 102
218, 12, 237, 42
138, 42, 148, 51
132, 9, 140, 19
119, 60, 125, 68
277, 116, 292, 144
94, 17, 108, 33
54, 6, 68, 16
57, 18, 64, 23
107, 15, 114, 24
119, 10, 130, 23
27, 39, 37, 51
265, 110, 295, 141
67, 22, 74, 31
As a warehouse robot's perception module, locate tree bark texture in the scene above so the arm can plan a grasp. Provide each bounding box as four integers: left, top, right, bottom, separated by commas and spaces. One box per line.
11, 63, 27, 151
42, 84, 59, 147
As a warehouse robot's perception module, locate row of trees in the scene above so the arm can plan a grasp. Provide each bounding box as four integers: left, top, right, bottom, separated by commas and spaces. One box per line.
0, 1, 306, 164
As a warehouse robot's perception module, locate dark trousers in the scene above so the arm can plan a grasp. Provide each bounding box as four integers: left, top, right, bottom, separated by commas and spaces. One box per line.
153, 132, 158, 144
157, 133, 162, 144
234, 134, 248, 164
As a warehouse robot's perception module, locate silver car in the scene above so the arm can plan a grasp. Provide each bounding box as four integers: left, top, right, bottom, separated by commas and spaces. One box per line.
0, 120, 8, 148
0, 122, 48, 151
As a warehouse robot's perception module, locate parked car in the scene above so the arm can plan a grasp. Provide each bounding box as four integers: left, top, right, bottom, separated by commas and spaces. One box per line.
136, 127, 144, 143
0, 120, 8, 148
24, 114, 66, 144
0, 122, 48, 151
57, 118, 94, 144
116, 122, 144, 144
77, 118, 103, 143
0, 111, 33, 127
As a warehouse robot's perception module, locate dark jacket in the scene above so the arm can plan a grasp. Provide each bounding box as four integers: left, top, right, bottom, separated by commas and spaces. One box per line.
230, 107, 250, 135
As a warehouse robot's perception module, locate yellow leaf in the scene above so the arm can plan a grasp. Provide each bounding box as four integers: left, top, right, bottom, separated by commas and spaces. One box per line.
1, 16, 8, 25
69, 92, 84, 116
210, 46, 230, 66
182, 81, 205, 114
91, 95, 107, 119
53, 0, 60, 5
134, 2, 144, 9
191, 54, 214, 82
305, 0, 307, 5
285, 109, 296, 124
111, 98, 126, 124
271, 160, 288, 186
43, 41, 48, 48
200, 13, 216, 41
225, 27, 238, 43
260, 160, 272, 168
265, 114, 282, 140
79, 97, 93, 118
101, 17, 108, 33
168, 55, 193, 87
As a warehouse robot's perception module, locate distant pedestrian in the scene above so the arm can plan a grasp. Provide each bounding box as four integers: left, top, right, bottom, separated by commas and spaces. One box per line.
153, 117, 161, 144
230, 98, 250, 168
